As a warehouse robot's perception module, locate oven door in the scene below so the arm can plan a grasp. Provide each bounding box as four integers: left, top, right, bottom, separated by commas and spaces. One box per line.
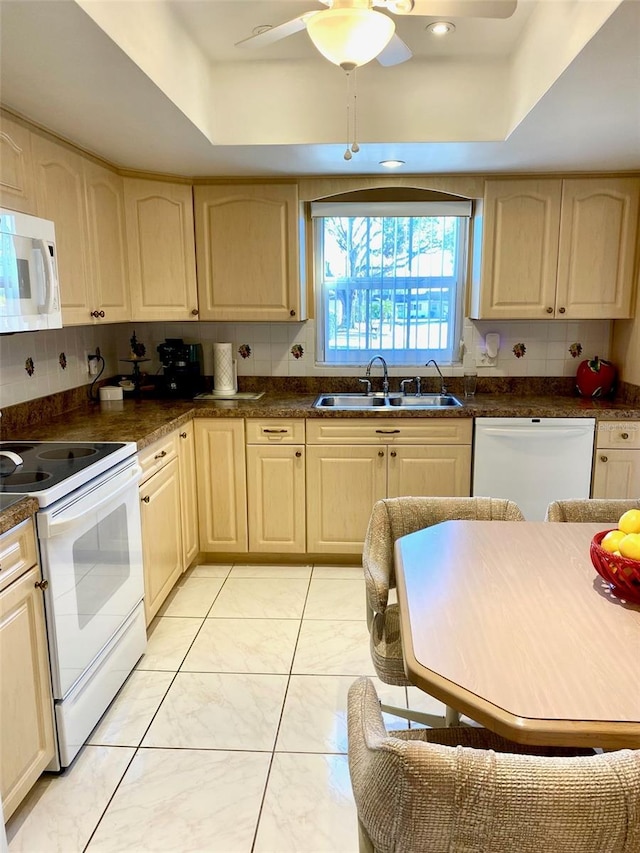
36, 457, 143, 699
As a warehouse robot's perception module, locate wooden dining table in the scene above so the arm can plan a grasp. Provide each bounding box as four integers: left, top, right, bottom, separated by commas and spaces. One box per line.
394, 520, 640, 749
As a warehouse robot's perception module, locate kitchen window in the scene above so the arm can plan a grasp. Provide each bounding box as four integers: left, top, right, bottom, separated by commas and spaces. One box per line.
312, 199, 471, 366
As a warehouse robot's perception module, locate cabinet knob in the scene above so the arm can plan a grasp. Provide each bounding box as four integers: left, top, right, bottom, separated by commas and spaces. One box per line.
141, 495, 150, 503
378, 451, 384, 458
295, 451, 302, 458
90, 310, 105, 318
289, 309, 296, 317
180, 432, 187, 439
600, 455, 608, 463
546, 307, 553, 314
154, 450, 167, 459
558, 307, 566, 314
390, 451, 397, 458
191, 308, 199, 316
34, 579, 49, 591
621, 433, 629, 440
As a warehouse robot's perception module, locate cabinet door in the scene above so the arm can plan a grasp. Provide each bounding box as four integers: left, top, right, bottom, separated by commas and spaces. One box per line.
306, 445, 386, 554
247, 444, 306, 553
32, 135, 92, 325
557, 178, 640, 319
0, 115, 37, 214
474, 179, 562, 319
387, 445, 472, 498
178, 423, 199, 570
194, 183, 303, 321
592, 450, 640, 499
195, 420, 248, 553
140, 457, 183, 625
124, 179, 198, 321
0, 565, 56, 820
83, 161, 130, 323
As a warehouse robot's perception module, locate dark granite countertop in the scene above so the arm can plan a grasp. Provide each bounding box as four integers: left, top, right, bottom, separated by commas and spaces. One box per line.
0, 495, 39, 536
1, 392, 638, 451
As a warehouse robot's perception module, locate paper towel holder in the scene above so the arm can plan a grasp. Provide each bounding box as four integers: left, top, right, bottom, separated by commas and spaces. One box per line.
485, 333, 500, 359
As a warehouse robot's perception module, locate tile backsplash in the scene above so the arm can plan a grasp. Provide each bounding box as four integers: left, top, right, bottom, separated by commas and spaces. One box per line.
0, 318, 612, 408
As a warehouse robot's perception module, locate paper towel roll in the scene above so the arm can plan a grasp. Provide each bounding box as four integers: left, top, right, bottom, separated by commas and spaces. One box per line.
213, 343, 237, 393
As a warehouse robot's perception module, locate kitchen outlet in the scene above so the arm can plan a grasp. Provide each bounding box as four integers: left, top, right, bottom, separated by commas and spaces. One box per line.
87, 353, 99, 375
475, 346, 497, 368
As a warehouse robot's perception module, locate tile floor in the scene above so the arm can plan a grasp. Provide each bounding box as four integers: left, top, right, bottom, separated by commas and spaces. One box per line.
6, 563, 446, 853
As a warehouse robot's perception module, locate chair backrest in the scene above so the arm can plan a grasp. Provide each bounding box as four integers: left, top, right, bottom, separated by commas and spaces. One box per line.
363, 496, 524, 614
348, 677, 640, 853
545, 498, 640, 523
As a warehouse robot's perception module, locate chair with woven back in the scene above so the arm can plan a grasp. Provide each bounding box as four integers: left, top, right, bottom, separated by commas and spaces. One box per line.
348, 676, 640, 853
362, 495, 524, 727
545, 498, 640, 523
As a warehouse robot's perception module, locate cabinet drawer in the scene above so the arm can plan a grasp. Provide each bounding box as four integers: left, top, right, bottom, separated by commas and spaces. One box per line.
246, 419, 305, 444
596, 421, 640, 450
306, 418, 472, 445
138, 432, 179, 483
0, 519, 38, 593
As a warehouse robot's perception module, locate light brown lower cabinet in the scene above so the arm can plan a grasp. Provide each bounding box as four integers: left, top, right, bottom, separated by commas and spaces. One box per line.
245, 419, 306, 553
138, 434, 183, 625
592, 421, 640, 499
178, 422, 199, 570
305, 418, 472, 554
0, 519, 56, 820
195, 419, 248, 553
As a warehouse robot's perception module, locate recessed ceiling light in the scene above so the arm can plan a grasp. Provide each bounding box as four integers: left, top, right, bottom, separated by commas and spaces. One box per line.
426, 21, 455, 36
379, 159, 405, 168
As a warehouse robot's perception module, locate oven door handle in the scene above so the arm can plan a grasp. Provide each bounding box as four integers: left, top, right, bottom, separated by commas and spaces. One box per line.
39, 466, 141, 539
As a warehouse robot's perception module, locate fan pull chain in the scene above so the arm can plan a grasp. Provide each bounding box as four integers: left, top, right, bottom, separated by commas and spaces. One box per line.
343, 70, 360, 161
343, 71, 353, 160
351, 68, 360, 153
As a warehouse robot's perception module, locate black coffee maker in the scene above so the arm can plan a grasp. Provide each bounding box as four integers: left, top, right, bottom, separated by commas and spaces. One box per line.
157, 339, 202, 397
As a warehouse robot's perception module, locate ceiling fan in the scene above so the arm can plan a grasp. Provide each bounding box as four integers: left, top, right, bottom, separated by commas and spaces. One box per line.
236, 0, 517, 69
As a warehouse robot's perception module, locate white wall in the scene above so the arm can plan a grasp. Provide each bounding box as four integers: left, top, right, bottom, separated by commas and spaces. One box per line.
0, 317, 612, 408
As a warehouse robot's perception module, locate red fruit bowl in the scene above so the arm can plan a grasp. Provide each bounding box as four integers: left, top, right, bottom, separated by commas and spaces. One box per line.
590, 530, 640, 604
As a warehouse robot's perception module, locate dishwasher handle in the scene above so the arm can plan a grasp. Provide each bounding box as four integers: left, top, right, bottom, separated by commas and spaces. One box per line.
480, 427, 594, 439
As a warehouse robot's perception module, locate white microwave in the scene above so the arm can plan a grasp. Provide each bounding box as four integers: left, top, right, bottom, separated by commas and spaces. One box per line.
0, 209, 62, 333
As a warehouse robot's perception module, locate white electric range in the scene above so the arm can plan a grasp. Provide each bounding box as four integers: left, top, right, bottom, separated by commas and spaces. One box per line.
0, 440, 146, 769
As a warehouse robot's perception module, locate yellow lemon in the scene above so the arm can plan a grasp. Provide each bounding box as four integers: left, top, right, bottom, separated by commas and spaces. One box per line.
600, 529, 627, 553
618, 532, 640, 561
618, 509, 640, 535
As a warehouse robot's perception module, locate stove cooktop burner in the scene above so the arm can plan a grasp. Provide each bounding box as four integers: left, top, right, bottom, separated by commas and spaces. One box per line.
0, 441, 135, 502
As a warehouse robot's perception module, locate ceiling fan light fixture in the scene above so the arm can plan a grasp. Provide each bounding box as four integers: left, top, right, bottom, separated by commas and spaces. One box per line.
307, 8, 395, 70
379, 159, 405, 168
426, 21, 456, 36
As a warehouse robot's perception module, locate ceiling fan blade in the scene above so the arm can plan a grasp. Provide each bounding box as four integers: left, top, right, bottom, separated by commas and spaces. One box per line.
376, 33, 413, 66
396, 0, 517, 18
235, 14, 313, 49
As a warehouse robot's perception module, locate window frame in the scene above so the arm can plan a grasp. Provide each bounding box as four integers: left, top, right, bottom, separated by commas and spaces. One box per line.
312, 200, 471, 368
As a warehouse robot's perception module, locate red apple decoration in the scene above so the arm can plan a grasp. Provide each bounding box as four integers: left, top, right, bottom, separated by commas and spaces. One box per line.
576, 356, 617, 398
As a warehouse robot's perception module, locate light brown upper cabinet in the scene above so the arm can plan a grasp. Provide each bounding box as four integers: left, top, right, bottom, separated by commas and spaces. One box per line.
124, 179, 199, 322
32, 135, 93, 326
83, 160, 130, 323
470, 177, 640, 320
0, 114, 37, 214
194, 183, 306, 321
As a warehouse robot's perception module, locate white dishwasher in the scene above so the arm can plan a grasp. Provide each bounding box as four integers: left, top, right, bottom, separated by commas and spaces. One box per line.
472, 417, 596, 521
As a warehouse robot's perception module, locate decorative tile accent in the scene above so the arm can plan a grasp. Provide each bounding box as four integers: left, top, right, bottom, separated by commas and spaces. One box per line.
512, 343, 526, 358
290, 344, 304, 359
569, 342, 583, 358
25, 356, 35, 376
59, 352, 67, 369
238, 343, 252, 359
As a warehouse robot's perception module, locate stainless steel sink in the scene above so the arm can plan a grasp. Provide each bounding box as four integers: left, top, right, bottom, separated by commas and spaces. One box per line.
387, 394, 462, 408
313, 394, 388, 409
313, 393, 462, 410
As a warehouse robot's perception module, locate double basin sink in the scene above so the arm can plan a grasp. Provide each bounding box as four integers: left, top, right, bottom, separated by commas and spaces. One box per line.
313, 393, 462, 410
